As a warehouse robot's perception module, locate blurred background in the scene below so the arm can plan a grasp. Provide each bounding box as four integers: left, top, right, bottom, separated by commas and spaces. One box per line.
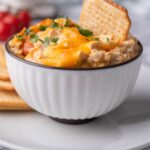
0, 0, 149, 66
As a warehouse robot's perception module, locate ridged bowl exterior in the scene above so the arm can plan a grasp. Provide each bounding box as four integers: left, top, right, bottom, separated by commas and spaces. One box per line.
5, 51, 142, 120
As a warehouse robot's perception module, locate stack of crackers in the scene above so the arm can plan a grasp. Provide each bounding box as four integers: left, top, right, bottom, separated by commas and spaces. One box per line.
0, 45, 31, 110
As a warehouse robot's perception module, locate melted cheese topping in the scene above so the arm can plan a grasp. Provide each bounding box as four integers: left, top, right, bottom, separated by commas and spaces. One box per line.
26, 26, 92, 68
9, 18, 139, 68
9, 18, 112, 68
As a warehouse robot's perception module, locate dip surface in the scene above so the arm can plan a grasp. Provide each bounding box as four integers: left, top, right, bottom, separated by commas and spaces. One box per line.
9, 17, 139, 68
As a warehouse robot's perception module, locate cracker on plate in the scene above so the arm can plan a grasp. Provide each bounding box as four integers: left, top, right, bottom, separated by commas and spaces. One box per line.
0, 44, 10, 81
0, 80, 14, 91
0, 45, 6, 68
0, 90, 31, 110
0, 67, 10, 81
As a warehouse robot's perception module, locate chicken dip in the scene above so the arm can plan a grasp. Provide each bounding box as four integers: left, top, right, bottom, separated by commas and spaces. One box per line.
8, 18, 139, 68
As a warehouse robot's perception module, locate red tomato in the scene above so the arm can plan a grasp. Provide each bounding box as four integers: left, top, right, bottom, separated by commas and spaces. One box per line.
0, 10, 31, 41
3, 14, 20, 32
0, 22, 13, 41
0, 11, 10, 19
18, 10, 31, 28
23, 38, 34, 55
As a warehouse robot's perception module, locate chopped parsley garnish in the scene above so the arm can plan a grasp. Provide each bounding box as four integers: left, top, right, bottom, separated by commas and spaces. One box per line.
43, 37, 50, 46
39, 39, 44, 43
42, 37, 59, 46
39, 25, 47, 31
51, 22, 60, 28
55, 16, 72, 27
51, 37, 58, 43
25, 28, 31, 35
44, 37, 50, 43
64, 18, 71, 27
29, 34, 59, 46
56, 15, 66, 19
79, 29, 93, 37
76, 25, 93, 37
86, 37, 99, 41
91, 37, 99, 41
93, 37, 99, 41
17, 35, 24, 41
30, 34, 39, 43
106, 37, 109, 42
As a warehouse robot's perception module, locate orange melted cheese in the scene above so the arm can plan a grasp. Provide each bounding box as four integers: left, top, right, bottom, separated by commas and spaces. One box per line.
10, 18, 97, 68
26, 27, 92, 68
30, 19, 53, 33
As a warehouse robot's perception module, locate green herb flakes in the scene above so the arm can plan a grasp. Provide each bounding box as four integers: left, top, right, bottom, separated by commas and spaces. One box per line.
17, 35, 24, 41
30, 34, 39, 43
79, 29, 93, 37
39, 25, 47, 31
25, 29, 31, 35
56, 15, 66, 19
106, 37, 109, 42
76, 25, 93, 37
64, 18, 70, 27
44, 37, 50, 43
51, 37, 58, 43
51, 22, 60, 28
43, 37, 50, 46
93, 37, 99, 41
42, 37, 59, 46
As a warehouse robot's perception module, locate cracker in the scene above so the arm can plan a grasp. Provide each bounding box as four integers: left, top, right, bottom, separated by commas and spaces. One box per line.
0, 90, 31, 110
0, 45, 6, 68
0, 80, 14, 91
0, 45, 10, 81
0, 67, 10, 81
79, 0, 131, 43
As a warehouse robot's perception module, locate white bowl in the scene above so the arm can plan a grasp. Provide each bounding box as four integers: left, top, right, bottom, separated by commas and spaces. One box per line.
5, 41, 143, 124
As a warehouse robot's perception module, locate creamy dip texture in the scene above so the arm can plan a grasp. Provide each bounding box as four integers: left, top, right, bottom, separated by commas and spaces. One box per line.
9, 17, 139, 68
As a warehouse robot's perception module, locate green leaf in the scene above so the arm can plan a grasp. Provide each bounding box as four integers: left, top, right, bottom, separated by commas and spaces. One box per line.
56, 15, 67, 19
25, 28, 31, 35
44, 37, 50, 43
17, 35, 24, 41
51, 37, 58, 43
64, 18, 70, 27
106, 37, 109, 42
30, 34, 39, 43
79, 29, 93, 37
87, 37, 99, 41
39, 39, 44, 43
51, 22, 60, 28
42, 37, 59, 46
75, 24, 80, 30
43, 37, 50, 46
39, 25, 47, 31
94, 37, 99, 41
75, 25, 93, 37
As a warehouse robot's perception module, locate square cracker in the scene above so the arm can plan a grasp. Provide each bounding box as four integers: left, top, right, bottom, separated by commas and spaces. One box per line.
0, 45, 6, 68
0, 90, 31, 110
0, 80, 14, 91
0, 45, 10, 81
79, 0, 131, 43
0, 67, 10, 81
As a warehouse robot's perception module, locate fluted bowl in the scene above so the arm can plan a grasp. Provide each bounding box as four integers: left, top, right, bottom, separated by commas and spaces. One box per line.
5, 41, 143, 124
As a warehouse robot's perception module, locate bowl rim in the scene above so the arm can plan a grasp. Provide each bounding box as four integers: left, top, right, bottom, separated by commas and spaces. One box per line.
5, 37, 143, 71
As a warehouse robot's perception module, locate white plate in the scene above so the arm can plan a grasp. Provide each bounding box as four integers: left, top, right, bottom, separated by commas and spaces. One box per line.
0, 64, 150, 150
